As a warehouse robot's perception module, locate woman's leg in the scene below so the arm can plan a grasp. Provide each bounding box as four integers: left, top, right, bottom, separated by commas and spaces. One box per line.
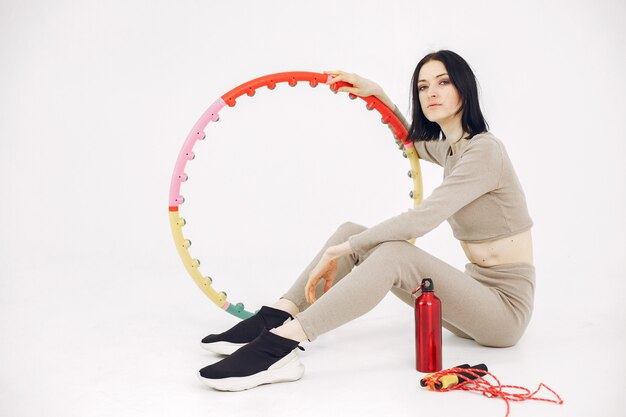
271, 298, 300, 317
280, 221, 369, 311
200, 222, 368, 354
199, 225, 535, 390
198, 222, 370, 391
293, 240, 535, 347
279, 222, 478, 341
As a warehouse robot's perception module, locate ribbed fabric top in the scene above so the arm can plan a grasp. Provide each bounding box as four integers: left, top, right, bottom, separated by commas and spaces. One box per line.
347, 108, 533, 257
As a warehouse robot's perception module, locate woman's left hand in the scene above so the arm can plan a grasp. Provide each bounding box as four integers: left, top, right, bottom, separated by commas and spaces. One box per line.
305, 253, 338, 304
304, 241, 353, 304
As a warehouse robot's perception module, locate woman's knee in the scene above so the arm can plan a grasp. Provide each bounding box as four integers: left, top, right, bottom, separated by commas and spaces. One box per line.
363, 241, 412, 269
334, 221, 367, 239
369, 240, 419, 260
359, 241, 422, 289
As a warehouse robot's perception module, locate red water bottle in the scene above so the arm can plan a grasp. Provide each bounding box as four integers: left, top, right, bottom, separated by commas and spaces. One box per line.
414, 278, 442, 373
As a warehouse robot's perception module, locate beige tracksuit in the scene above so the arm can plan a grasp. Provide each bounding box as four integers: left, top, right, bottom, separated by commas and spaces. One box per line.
282, 111, 535, 347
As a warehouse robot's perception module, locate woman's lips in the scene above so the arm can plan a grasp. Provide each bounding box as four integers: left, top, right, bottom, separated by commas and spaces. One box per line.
428, 103, 441, 108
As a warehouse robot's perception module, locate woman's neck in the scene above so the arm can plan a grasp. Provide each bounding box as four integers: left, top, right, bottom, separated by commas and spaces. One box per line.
440, 119, 467, 154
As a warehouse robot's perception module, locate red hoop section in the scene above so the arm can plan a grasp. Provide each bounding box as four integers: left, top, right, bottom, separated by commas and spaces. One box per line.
220, 71, 410, 146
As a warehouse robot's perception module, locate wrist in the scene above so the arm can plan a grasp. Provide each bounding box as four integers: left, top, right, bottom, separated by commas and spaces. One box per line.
325, 241, 353, 259
375, 91, 394, 109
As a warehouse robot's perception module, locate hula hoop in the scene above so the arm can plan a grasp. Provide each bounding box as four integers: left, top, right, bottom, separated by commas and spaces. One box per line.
169, 71, 423, 319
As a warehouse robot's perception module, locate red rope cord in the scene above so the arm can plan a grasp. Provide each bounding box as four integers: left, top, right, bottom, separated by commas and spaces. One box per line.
421, 367, 564, 417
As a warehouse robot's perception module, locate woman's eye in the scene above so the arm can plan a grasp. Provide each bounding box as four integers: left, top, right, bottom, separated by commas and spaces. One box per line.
418, 80, 449, 91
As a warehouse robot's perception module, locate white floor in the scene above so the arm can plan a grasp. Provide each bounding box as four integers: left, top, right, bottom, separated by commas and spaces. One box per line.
1, 259, 624, 417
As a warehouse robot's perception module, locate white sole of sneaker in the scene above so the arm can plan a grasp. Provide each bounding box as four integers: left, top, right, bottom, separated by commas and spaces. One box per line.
197, 351, 305, 391
200, 341, 245, 355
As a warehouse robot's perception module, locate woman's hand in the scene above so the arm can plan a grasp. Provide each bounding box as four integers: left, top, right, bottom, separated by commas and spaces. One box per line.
304, 241, 353, 304
324, 70, 395, 114
305, 253, 337, 305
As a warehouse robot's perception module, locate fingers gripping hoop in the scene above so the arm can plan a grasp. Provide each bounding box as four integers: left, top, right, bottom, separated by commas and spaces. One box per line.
168, 71, 423, 319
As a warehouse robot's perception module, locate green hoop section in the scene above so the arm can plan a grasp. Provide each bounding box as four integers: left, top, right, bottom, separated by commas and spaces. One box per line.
169, 71, 423, 319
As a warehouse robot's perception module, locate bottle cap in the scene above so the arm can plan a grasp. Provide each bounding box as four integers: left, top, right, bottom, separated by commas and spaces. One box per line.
421, 278, 434, 292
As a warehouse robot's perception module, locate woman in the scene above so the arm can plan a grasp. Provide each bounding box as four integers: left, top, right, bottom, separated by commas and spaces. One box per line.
197, 50, 535, 391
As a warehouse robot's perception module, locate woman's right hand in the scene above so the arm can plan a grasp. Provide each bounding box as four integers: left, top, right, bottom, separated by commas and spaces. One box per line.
324, 70, 397, 120
324, 70, 403, 148
324, 70, 384, 99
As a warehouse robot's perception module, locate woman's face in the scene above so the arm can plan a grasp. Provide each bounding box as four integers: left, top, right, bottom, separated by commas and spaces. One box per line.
417, 60, 463, 125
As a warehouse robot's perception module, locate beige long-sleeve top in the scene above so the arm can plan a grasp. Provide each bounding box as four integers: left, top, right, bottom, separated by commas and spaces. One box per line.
347, 110, 533, 257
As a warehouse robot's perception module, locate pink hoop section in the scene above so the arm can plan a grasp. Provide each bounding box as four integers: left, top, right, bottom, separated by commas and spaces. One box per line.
169, 98, 225, 206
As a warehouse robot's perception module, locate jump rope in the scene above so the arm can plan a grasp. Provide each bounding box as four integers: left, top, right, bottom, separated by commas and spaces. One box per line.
419, 364, 563, 417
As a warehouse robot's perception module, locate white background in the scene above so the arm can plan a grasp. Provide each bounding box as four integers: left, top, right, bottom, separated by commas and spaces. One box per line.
1, 0, 625, 416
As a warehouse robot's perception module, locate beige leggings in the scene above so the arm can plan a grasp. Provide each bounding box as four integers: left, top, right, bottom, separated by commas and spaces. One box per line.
281, 222, 535, 347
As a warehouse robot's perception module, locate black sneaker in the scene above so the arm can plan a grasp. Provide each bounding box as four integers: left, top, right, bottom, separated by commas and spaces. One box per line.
201, 306, 293, 355
198, 330, 305, 391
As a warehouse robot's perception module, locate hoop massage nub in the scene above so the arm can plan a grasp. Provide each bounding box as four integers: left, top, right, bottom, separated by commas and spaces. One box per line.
169, 71, 423, 319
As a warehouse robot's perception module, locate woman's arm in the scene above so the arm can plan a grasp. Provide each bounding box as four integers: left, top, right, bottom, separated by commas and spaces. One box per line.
347, 138, 504, 257
325, 70, 447, 164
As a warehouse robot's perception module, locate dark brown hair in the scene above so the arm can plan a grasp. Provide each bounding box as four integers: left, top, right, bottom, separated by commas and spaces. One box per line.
408, 50, 488, 141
